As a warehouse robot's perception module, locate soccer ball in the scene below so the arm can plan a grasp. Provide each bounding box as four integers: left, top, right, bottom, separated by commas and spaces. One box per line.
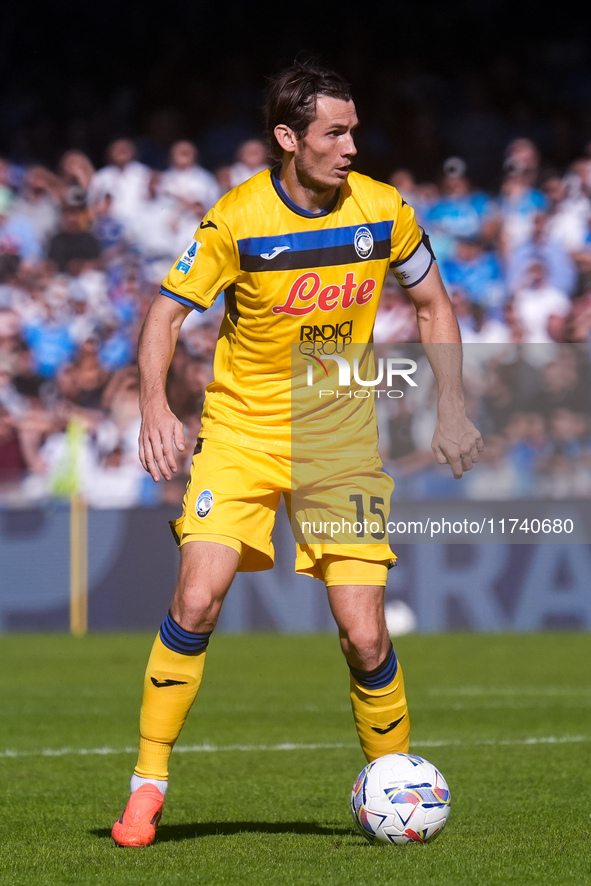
350, 753, 451, 845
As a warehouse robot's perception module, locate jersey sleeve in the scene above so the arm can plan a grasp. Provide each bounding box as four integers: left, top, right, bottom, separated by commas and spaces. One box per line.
160, 207, 240, 312
389, 191, 435, 289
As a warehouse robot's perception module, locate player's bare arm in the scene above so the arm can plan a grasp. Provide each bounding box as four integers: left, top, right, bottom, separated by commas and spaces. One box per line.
405, 263, 484, 478
137, 293, 192, 482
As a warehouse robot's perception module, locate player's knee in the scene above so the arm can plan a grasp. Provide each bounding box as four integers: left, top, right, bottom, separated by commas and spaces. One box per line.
339, 624, 388, 672
170, 584, 225, 634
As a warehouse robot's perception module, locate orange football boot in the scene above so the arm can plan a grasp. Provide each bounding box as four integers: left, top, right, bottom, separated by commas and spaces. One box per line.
111, 784, 164, 847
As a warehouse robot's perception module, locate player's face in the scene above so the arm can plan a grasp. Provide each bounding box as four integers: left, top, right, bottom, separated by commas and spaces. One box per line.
293, 96, 358, 195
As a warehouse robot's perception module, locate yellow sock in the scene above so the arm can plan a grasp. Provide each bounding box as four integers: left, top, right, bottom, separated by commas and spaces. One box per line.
349, 646, 410, 762
134, 615, 210, 780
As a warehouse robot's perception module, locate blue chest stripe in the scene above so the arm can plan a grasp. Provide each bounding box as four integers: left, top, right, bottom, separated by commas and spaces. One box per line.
237, 220, 393, 256
238, 221, 394, 272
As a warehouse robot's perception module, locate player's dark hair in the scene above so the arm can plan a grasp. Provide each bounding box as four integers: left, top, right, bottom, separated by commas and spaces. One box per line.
264, 59, 353, 160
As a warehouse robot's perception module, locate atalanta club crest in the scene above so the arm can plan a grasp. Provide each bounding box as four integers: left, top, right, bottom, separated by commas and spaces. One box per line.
354, 226, 374, 259
196, 489, 213, 518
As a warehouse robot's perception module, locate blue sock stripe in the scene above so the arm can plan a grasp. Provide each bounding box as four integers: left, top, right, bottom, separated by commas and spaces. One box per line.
159, 612, 211, 656
349, 644, 398, 690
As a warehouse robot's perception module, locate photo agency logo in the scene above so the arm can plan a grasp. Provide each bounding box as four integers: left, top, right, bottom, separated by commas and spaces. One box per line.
303, 352, 419, 399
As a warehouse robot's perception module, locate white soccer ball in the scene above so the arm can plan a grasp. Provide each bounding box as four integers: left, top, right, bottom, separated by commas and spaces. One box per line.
351, 753, 451, 844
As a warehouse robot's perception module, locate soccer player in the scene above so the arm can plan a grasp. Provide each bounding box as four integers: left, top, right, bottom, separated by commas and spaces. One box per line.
111, 60, 482, 847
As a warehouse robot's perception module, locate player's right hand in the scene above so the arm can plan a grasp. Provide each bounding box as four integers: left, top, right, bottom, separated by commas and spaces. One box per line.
138, 404, 186, 482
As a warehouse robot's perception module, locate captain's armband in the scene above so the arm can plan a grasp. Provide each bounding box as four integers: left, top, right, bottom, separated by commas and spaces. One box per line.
391, 230, 435, 288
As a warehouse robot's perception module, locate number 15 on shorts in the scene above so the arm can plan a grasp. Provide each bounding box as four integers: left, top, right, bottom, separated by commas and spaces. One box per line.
349, 494, 387, 539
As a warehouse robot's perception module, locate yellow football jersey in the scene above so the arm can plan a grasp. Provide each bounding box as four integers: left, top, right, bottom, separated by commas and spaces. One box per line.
160, 167, 431, 453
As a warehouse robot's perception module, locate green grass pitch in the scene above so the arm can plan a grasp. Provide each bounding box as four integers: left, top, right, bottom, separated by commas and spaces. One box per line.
1, 632, 590, 885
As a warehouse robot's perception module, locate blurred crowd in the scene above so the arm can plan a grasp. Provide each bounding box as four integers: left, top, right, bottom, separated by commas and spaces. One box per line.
0, 135, 269, 507
1, 128, 591, 508
378, 341, 591, 502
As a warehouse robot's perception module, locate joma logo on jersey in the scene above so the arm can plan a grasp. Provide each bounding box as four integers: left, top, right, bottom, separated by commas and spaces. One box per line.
299, 321, 353, 357
272, 272, 376, 316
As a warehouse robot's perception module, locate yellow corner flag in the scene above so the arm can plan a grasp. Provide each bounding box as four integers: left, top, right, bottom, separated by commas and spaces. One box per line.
50, 417, 88, 637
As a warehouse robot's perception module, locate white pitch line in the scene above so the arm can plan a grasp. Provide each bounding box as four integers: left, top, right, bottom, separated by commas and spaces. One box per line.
416, 734, 591, 749
0, 734, 590, 760
430, 686, 591, 697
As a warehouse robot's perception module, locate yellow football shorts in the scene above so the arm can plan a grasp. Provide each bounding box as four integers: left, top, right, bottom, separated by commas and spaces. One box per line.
170, 438, 396, 582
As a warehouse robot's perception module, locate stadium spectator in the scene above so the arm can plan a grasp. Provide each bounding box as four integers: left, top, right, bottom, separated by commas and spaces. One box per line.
497, 142, 547, 257
71, 336, 110, 410
0, 252, 22, 308
165, 353, 212, 424
96, 315, 136, 372
440, 234, 505, 314
462, 432, 521, 499
87, 138, 151, 238
63, 288, 101, 348
10, 165, 62, 248
564, 156, 591, 207
226, 137, 271, 189
0, 185, 44, 267
74, 363, 156, 508
158, 140, 220, 216
423, 157, 498, 267
530, 347, 591, 416
100, 364, 141, 450
373, 274, 419, 343
505, 210, 578, 297
88, 191, 128, 265
20, 301, 78, 379
5, 271, 47, 333
540, 170, 590, 255
387, 168, 435, 227
127, 170, 185, 283
0, 348, 26, 416
10, 338, 46, 402
504, 138, 541, 188
57, 149, 96, 202
46, 199, 102, 276
456, 299, 513, 345
0, 404, 27, 487
568, 290, 591, 341
510, 259, 572, 343
0, 302, 22, 348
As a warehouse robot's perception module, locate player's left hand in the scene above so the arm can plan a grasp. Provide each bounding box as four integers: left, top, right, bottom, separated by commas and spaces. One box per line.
431, 412, 484, 479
